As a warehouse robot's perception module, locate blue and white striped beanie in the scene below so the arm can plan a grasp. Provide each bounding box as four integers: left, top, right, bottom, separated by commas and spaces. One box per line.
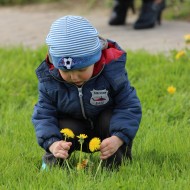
46, 15, 102, 70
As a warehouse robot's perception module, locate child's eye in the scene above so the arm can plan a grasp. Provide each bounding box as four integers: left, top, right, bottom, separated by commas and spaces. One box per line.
78, 68, 87, 72
60, 70, 70, 73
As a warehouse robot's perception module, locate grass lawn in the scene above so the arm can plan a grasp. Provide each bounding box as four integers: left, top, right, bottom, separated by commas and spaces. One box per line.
0, 45, 189, 189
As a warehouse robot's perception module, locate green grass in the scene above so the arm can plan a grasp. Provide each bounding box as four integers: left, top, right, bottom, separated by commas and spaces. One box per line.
0, 46, 190, 189
164, 0, 190, 21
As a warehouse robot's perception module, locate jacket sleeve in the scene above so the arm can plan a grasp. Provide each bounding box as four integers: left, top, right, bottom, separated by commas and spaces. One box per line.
32, 82, 62, 151
109, 71, 142, 145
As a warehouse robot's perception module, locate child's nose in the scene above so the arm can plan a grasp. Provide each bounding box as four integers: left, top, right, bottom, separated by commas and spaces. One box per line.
70, 73, 78, 81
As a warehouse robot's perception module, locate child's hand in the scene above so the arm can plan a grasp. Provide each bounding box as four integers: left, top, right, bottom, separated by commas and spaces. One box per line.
100, 136, 124, 160
49, 141, 72, 159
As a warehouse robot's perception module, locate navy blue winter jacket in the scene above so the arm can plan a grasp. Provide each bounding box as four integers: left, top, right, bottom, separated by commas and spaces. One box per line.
32, 40, 142, 151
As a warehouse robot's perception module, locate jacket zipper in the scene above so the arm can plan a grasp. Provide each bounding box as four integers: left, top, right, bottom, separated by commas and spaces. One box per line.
78, 87, 95, 129
76, 64, 105, 120
78, 87, 87, 119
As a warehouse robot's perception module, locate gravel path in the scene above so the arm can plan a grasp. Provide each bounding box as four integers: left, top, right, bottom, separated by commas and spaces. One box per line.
0, 3, 189, 53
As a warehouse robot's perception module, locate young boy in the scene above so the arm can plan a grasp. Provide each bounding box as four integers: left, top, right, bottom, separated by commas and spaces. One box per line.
32, 15, 142, 168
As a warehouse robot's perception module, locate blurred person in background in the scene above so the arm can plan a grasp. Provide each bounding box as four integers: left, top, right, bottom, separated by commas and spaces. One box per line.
109, 0, 166, 29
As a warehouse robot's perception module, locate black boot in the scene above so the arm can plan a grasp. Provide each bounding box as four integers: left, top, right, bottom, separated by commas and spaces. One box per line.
134, 0, 166, 29
109, 0, 135, 25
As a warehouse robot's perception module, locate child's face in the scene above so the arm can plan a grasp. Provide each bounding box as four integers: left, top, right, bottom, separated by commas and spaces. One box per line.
59, 65, 94, 86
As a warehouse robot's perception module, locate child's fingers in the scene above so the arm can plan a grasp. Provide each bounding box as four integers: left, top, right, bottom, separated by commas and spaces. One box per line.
54, 150, 69, 159
100, 139, 110, 150
100, 145, 116, 157
60, 141, 72, 150
100, 150, 113, 160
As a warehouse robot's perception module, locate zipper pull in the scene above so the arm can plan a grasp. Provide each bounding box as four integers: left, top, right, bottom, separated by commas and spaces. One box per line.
78, 87, 83, 97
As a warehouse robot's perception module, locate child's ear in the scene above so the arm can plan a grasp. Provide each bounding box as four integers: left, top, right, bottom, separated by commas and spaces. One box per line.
48, 51, 53, 63
99, 36, 108, 50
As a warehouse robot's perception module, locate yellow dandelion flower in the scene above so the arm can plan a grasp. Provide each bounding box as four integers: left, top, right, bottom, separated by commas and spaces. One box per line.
60, 128, 75, 139
77, 134, 88, 167
89, 137, 101, 152
184, 34, 190, 44
167, 86, 176, 94
175, 50, 185, 60
77, 134, 88, 139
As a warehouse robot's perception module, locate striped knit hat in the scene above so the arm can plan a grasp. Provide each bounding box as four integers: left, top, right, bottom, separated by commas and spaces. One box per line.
46, 15, 102, 70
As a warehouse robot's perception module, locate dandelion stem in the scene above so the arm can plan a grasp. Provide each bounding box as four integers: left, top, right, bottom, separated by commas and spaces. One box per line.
94, 159, 102, 179
64, 136, 72, 173
79, 142, 82, 165
65, 159, 72, 174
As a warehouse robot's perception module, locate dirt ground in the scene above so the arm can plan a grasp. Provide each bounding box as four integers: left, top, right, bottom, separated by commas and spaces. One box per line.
0, 2, 189, 53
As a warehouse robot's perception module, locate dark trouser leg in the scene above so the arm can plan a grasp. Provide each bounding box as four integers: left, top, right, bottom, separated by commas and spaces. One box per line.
42, 109, 133, 168
134, 0, 166, 29
143, 0, 154, 2
94, 109, 133, 168
58, 118, 91, 153
109, 0, 135, 25
104, 141, 132, 168
42, 118, 91, 167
